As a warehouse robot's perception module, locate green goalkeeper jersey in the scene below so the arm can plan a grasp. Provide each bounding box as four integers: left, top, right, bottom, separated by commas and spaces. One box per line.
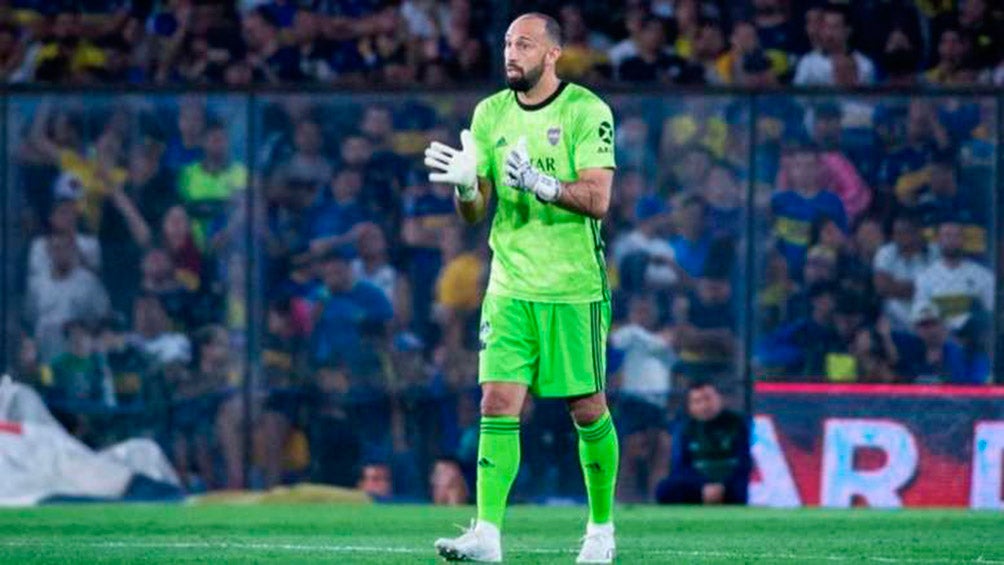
470, 81, 616, 303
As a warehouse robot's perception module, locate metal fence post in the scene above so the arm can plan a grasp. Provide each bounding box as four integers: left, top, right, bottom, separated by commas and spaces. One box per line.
995, 95, 1004, 384
743, 92, 759, 415
243, 92, 261, 487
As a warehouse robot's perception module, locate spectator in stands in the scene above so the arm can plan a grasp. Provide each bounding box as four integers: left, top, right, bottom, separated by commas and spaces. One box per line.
308, 168, 371, 257
669, 192, 713, 280
160, 206, 203, 291
26, 233, 111, 362
704, 161, 743, 239
29, 197, 101, 282
794, 4, 875, 86
915, 153, 990, 259
94, 314, 154, 411
311, 247, 394, 374
49, 319, 108, 406
715, 21, 762, 85
671, 247, 737, 383
656, 381, 750, 505
165, 324, 231, 489
873, 213, 939, 331
243, 6, 304, 83
165, 100, 205, 173
618, 18, 703, 84
771, 142, 848, 279
177, 117, 247, 249
756, 282, 844, 379
430, 456, 469, 505
358, 461, 394, 500
958, 0, 1003, 71
611, 195, 680, 292
692, 17, 728, 84
402, 179, 456, 337
131, 293, 190, 369
610, 293, 674, 502
914, 221, 993, 332
804, 103, 872, 221
881, 100, 950, 211
352, 223, 402, 308
28, 103, 128, 233
925, 26, 971, 86
894, 301, 990, 384
810, 216, 872, 298
138, 248, 199, 330
0, 23, 25, 82
607, 4, 647, 75
752, 0, 802, 57
556, 3, 610, 82
849, 321, 900, 383
256, 298, 310, 487
284, 118, 333, 188
434, 224, 485, 349
307, 362, 362, 488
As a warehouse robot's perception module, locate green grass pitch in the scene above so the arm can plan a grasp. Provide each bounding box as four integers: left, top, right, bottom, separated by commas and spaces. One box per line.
0, 503, 1002, 563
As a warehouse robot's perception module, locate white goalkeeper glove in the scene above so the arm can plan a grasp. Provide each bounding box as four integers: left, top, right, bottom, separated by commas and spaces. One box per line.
504, 136, 562, 203
424, 129, 478, 202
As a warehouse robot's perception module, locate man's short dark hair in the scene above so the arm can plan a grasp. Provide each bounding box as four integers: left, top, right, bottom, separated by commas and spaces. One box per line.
520, 12, 563, 47
687, 379, 717, 394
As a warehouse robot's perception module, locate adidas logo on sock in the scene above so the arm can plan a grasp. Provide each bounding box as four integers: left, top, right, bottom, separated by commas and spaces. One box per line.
585, 462, 602, 473
496, 137, 508, 148
478, 457, 496, 469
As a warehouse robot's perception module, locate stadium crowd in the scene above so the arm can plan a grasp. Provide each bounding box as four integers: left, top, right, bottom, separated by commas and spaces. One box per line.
4, 0, 1002, 503
0, 0, 1000, 88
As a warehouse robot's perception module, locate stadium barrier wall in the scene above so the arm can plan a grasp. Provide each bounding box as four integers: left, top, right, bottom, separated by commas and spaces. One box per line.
751, 382, 1004, 508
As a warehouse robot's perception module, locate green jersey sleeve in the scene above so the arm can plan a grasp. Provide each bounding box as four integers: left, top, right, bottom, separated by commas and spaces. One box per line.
572, 98, 616, 171
470, 99, 494, 178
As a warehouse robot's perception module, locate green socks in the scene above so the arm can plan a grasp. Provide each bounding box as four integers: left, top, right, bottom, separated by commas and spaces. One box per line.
476, 416, 521, 528
576, 411, 619, 525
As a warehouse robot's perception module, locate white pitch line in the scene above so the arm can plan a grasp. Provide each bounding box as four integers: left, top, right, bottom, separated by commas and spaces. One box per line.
0, 539, 1001, 563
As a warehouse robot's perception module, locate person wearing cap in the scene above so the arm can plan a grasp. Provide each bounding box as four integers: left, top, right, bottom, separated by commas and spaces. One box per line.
914, 221, 993, 332
610, 194, 679, 291
892, 301, 989, 384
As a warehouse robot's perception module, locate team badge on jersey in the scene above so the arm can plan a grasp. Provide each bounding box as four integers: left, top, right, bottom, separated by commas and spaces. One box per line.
547, 127, 561, 146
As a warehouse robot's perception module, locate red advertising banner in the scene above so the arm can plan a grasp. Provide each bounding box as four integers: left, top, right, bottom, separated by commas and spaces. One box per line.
751, 383, 1004, 509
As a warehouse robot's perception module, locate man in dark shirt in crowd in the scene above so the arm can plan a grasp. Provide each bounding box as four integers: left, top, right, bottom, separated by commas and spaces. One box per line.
656, 382, 750, 505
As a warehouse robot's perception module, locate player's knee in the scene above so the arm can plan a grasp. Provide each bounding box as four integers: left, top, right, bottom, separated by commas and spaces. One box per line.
480, 390, 520, 417
567, 394, 608, 426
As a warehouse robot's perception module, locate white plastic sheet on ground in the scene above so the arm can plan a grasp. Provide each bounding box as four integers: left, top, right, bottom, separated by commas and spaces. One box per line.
0, 375, 181, 507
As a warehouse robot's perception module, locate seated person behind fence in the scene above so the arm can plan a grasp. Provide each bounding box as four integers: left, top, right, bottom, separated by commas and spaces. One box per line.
656, 381, 750, 505
430, 456, 470, 505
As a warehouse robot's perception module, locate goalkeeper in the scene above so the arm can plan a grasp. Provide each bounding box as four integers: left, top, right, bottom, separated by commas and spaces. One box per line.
425, 12, 618, 564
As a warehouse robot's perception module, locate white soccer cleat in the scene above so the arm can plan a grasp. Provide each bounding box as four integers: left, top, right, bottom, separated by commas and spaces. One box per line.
434, 519, 502, 562
576, 522, 616, 564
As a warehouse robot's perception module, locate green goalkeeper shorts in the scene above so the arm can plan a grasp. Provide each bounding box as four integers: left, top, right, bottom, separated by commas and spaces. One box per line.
477, 293, 611, 398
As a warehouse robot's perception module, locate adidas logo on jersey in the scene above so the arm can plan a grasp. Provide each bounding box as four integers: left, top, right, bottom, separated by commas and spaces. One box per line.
496, 137, 508, 148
